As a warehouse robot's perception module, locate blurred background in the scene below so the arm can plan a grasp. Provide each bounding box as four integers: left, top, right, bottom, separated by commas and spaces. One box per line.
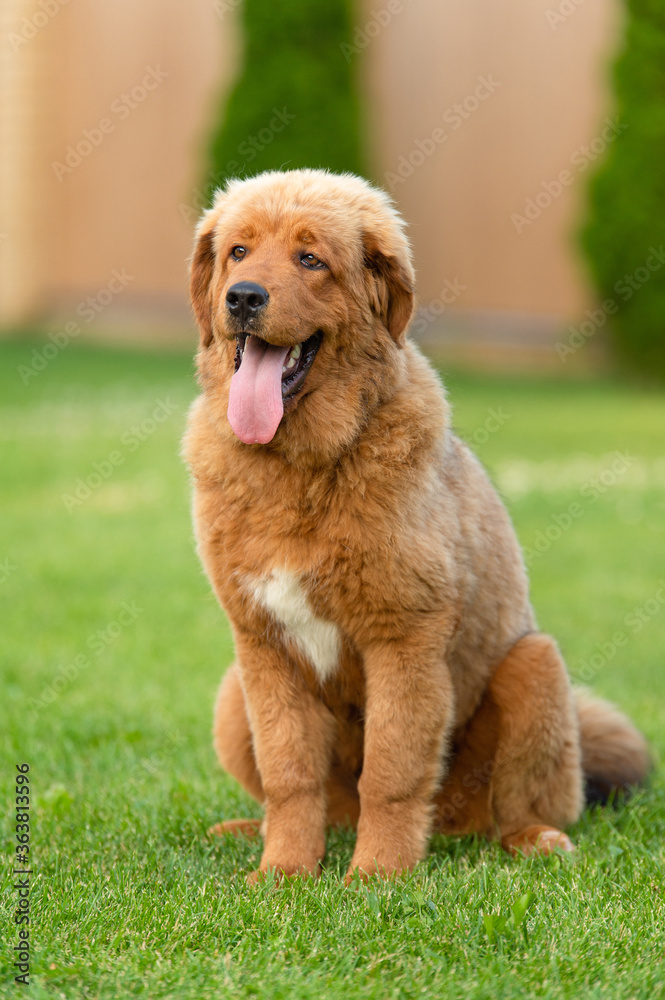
2, 0, 663, 372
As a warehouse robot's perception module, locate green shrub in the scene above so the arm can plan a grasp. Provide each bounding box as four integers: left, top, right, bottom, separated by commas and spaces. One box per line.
580, 0, 665, 376
204, 0, 365, 202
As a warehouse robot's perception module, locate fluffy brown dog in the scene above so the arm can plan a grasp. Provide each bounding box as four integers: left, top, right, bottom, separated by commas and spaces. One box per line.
183, 168, 649, 882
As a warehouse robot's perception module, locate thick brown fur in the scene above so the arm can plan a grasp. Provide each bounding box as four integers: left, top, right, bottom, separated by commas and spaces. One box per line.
183, 169, 650, 882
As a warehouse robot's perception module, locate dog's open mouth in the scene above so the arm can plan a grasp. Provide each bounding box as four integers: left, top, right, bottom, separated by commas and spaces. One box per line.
234, 331, 322, 400
228, 331, 322, 445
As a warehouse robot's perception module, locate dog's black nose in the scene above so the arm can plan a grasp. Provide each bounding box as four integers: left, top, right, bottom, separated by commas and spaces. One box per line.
226, 282, 269, 325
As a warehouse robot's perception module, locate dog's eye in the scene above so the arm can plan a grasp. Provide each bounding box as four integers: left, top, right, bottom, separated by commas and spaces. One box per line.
300, 253, 326, 270
230, 246, 247, 260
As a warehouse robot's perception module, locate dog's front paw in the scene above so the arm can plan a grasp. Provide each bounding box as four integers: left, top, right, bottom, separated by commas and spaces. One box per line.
246, 859, 321, 885
344, 852, 413, 886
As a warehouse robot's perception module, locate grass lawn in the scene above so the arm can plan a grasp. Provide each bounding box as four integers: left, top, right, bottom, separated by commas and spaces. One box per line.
1, 337, 664, 999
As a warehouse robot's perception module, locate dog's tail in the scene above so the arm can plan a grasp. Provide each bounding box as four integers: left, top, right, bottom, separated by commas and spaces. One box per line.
574, 689, 651, 805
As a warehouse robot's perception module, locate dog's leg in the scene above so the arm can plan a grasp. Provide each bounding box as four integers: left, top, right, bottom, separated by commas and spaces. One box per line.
345, 639, 454, 883
432, 687, 500, 839
235, 633, 336, 881
208, 664, 264, 838
212, 664, 359, 837
491, 633, 583, 855
435, 633, 583, 855
213, 663, 264, 802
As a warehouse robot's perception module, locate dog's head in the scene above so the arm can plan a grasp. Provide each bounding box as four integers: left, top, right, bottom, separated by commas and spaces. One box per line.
190, 169, 415, 458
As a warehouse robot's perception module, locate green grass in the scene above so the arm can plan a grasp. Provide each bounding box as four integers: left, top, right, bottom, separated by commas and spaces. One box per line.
1, 338, 664, 999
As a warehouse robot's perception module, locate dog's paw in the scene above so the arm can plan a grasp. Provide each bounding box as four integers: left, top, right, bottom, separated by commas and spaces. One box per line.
245, 868, 268, 886
245, 861, 321, 886
502, 825, 575, 857
343, 855, 410, 886
207, 818, 262, 839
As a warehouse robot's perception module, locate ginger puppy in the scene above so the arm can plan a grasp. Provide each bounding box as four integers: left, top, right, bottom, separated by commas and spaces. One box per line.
183, 169, 649, 882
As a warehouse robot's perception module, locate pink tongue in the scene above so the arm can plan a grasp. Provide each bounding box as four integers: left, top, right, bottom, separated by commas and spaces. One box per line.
227, 336, 290, 444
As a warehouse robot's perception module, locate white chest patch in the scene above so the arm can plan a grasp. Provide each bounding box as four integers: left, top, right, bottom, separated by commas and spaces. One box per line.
249, 569, 340, 682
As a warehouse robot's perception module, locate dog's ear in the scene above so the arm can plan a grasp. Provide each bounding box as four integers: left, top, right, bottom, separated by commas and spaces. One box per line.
190, 223, 217, 348
362, 232, 415, 346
